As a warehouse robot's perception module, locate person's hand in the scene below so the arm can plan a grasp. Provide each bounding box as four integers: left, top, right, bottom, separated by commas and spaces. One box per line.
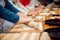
17, 12, 27, 17
16, 13, 35, 24
18, 17, 35, 24
35, 5, 44, 13
27, 10, 39, 16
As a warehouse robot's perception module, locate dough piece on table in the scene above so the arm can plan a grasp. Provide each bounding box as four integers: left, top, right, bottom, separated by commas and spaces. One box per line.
27, 21, 43, 32
35, 16, 46, 22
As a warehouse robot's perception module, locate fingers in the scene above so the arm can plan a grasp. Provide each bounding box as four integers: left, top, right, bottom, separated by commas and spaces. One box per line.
27, 10, 38, 16
27, 17, 36, 21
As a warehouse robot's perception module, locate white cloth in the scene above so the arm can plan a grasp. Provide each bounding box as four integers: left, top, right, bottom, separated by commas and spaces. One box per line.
8, 0, 29, 15
25, 0, 36, 10
22, 0, 40, 10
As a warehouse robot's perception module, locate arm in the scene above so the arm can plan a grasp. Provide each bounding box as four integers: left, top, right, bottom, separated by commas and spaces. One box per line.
0, 5, 34, 24
0, 5, 19, 23
7, 0, 29, 15
5, 0, 19, 13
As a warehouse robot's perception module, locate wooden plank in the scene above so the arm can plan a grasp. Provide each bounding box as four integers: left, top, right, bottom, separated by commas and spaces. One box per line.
18, 32, 29, 40
14, 32, 24, 40
1, 33, 13, 40
25, 32, 32, 40
0, 33, 24, 40
0, 34, 4, 37
8, 33, 20, 40
25, 32, 41, 40
35, 33, 41, 40
0, 34, 6, 40
29, 32, 37, 40
0, 32, 41, 40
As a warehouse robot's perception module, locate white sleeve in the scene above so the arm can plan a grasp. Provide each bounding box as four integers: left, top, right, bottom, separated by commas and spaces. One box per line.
8, 0, 29, 15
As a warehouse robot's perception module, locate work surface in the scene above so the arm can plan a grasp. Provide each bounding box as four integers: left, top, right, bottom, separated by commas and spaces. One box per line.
0, 21, 57, 40
8, 22, 58, 33
0, 32, 41, 40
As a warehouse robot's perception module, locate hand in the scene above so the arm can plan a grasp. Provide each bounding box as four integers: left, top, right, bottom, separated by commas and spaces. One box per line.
27, 10, 39, 16
35, 5, 44, 13
17, 16, 35, 24
17, 12, 27, 17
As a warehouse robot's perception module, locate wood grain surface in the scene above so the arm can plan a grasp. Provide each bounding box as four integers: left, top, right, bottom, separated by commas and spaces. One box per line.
0, 32, 41, 40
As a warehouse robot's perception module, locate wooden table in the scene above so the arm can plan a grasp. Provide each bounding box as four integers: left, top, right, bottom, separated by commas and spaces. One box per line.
7, 21, 58, 33
0, 17, 58, 40
8, 24, 42, 33
0, 32, 41, 40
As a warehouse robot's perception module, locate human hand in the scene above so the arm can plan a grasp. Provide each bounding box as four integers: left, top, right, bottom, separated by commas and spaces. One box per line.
27, 10, 39, 16
35, 5, 44, 13
17, 15, 35, 24
17, 12, 27, 17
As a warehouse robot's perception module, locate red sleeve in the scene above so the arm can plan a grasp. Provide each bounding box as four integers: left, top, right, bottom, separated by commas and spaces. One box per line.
19, 0, 30, 6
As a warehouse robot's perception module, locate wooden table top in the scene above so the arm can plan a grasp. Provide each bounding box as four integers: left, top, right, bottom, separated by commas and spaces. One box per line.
8, 24, 42, 33
0, 32, 41, 40
7, 21, 58, 33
